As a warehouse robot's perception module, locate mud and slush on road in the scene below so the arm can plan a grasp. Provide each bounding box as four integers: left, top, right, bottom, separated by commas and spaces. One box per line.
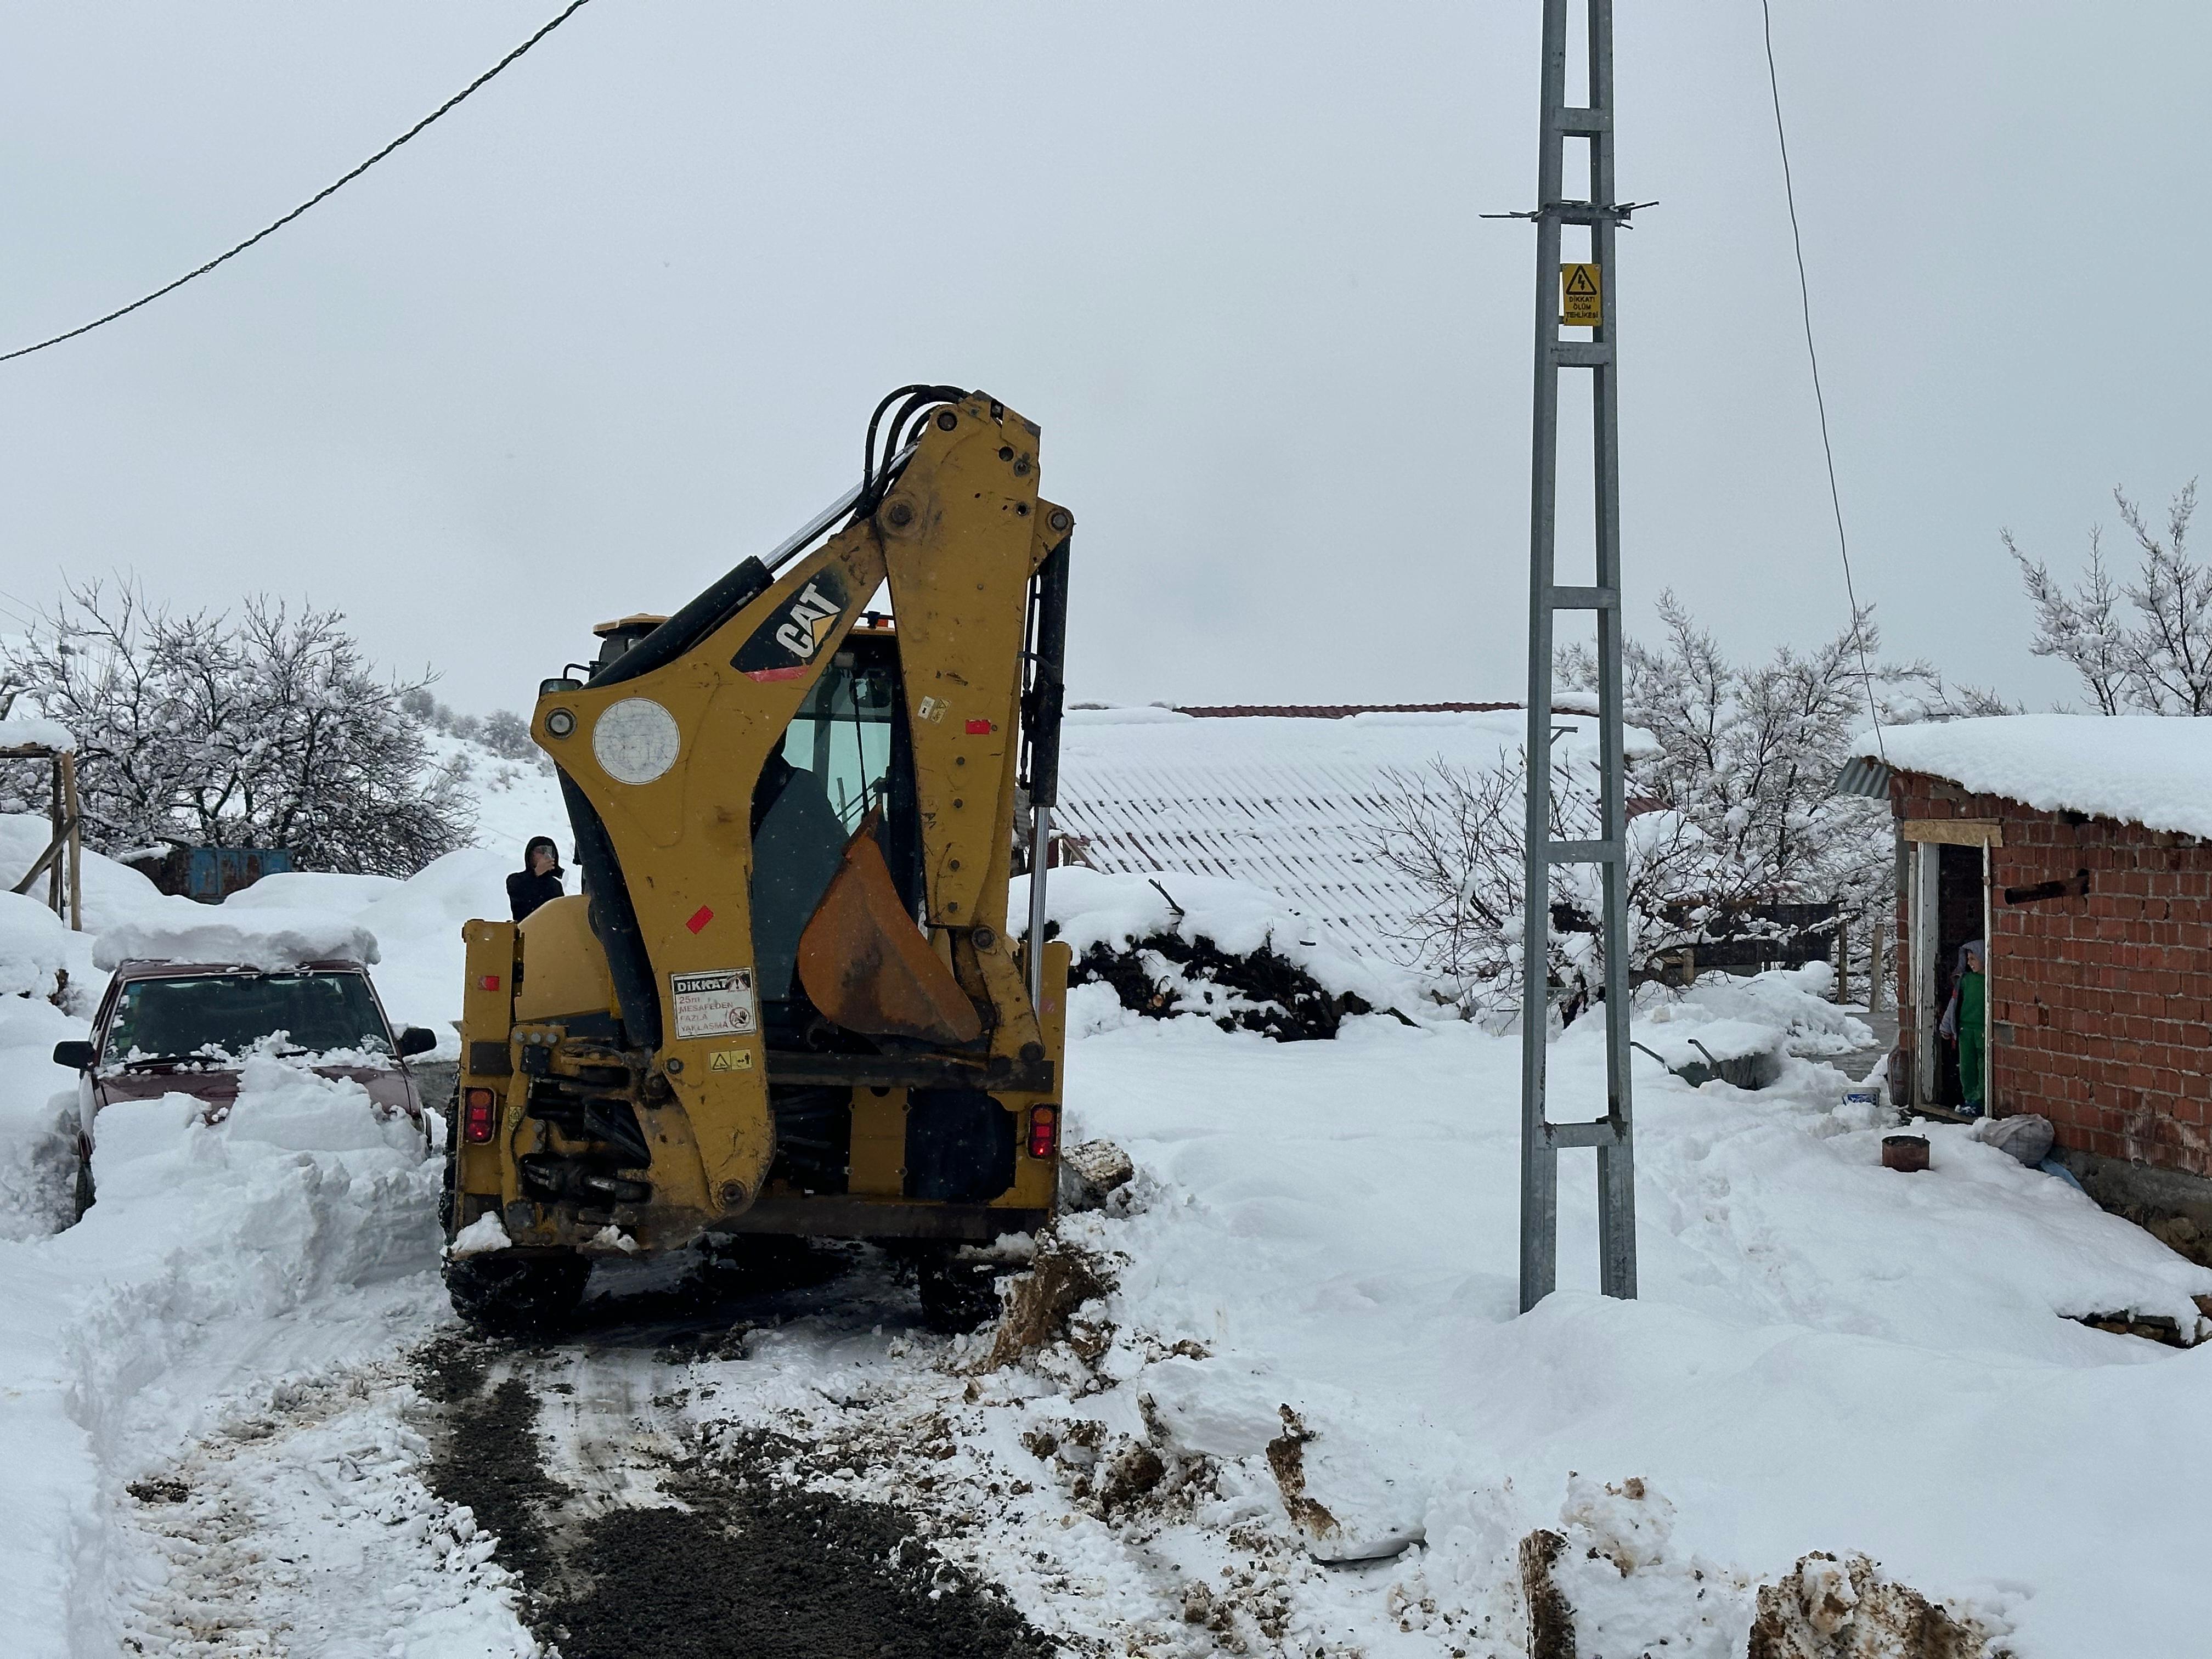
411, 1243, 1059, 1659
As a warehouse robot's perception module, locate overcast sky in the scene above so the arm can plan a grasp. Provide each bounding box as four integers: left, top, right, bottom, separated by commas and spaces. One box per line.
2, 3, 2205, 716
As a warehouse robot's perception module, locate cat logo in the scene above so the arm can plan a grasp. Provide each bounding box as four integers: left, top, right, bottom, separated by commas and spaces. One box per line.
732, 565, 852, 682
773, 579, 844, 661
707, 1048, 753, 1072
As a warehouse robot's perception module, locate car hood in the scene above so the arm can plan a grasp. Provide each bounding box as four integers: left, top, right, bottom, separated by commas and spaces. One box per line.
95, 1063, 423, 1121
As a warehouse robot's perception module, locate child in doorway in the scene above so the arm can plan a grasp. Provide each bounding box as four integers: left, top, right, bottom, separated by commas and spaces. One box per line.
1937, 939, 1987, 1118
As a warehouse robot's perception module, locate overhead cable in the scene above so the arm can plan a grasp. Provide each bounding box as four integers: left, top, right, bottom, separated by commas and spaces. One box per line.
1758, 0, 1886, 760
0, 0, 596, 366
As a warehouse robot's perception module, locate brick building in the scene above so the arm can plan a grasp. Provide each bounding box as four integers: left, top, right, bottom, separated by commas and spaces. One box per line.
1844, 715, 2212, 1235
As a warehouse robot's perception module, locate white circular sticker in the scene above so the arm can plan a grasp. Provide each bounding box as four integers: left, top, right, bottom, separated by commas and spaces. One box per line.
592, 697, 681, 785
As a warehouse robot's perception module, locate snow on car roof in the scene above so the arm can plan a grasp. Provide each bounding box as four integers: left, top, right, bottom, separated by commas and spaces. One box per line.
106, 958, 374, 979
93, 911, 381, 973
1851, 714, 2212, 838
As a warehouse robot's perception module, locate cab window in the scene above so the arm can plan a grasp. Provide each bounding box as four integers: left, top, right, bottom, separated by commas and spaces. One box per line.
751, 642, 922, 1007
783, 653, 896, 830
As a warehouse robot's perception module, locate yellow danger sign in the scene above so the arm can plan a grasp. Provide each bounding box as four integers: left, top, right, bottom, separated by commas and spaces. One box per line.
1560, 262, 1602, 327
707, 1048, 753, 1072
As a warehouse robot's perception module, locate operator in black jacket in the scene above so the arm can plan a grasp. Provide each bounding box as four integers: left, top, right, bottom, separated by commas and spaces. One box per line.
507, 836, 565, 922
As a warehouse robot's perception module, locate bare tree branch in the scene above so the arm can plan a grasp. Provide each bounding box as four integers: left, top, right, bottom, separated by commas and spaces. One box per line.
1, 583, 474, 875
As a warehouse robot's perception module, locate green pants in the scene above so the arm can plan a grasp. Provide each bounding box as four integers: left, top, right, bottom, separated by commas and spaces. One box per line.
1959, 1027, 1985, 1110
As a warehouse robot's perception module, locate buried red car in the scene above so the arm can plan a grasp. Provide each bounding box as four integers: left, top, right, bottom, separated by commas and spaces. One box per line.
51, 957, 438, 1211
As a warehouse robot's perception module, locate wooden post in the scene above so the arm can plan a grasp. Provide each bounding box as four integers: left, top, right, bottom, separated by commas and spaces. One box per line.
1836, 915, 1849, 1005
46, 757, 63, 917
60, 751, 82, 931
1869, 917, 1886, 1014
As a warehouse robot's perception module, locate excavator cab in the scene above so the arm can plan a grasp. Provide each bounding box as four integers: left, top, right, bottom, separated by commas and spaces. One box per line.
442, 388, 1073, 1331
750, 622, 921, 1029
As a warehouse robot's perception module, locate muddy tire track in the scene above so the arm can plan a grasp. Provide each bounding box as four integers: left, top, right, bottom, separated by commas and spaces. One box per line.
412, 1254, 1058, 1659
542, 1432, 1055, 1659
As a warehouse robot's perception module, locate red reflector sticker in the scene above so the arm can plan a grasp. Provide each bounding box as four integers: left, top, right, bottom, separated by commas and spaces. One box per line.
686, 906, 714, 934
965, 719, 994, 735
479, 975, 500, 991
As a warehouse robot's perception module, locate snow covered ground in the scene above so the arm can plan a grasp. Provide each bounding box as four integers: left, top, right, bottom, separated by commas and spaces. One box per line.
1034, 1007, 2211, 1655
3, 825, 2209, 1655
0, 1053, 503, 1656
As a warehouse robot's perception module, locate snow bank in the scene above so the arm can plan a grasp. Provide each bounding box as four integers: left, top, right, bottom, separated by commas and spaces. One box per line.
1639, 961, 1874, 1065
0, 813, 170, 943
1034, 866, 1311, 958
0, 888, 93, 1241
0, 995, 83, 1243
0, 1053, 442, 1652
221, 869, 402, 913
1855, 713, 2212, 837
1016, 866, 1430, 1034
0, 889, 72, 997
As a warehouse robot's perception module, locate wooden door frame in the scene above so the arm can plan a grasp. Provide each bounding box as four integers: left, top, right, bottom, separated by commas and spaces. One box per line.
1902, 820, 2000, 1108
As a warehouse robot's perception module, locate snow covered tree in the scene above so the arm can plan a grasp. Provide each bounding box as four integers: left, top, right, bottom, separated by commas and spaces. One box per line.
478, 709, 537, 760
1370, 747, 1718, 1023
2007, 480, 2212, 714
0, 583, 473, 876
1374, 594, 2011, 1016
1559, 594, 2011, 939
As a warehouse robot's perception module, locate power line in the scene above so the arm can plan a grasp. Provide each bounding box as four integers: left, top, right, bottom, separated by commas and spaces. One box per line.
0, 0, 597, 367
1758, 0, 1886, 761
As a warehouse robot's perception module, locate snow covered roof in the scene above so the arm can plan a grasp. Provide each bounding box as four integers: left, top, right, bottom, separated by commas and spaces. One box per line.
1053, 704, 1610, 960
1850, 714, 2212, 838
0, 716, 74, 753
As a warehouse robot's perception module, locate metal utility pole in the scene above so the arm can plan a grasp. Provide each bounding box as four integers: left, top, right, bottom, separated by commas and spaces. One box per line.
1517, 0, 1637, 1312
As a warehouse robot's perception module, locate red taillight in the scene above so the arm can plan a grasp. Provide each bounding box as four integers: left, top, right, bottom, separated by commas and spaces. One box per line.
1027, 1104, 1059, 1159
463, 1087, 498, 1144
479, 974, 500, 991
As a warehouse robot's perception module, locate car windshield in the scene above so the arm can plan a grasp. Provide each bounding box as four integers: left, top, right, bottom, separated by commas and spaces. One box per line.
100, 972, 392, 1065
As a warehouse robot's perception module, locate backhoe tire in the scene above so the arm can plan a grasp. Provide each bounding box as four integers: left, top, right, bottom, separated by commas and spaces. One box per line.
916, 1249, 1005, 1335
444, 1252, 590, 1336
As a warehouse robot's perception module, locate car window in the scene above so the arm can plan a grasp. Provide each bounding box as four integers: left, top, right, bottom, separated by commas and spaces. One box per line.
100, 972, 392, 1065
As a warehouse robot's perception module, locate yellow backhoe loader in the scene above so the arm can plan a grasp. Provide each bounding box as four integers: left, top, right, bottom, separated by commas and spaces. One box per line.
441, 386, 1073, 1331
